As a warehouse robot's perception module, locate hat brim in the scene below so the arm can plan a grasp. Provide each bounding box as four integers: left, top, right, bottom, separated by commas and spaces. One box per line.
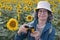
35, 7, 52, 13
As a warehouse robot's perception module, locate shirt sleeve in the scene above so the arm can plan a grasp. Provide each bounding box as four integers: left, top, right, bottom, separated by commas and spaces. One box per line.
14, 32, 27, 40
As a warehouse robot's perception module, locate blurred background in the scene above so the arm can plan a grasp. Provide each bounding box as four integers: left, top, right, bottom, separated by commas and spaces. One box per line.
0, 0, 60, 40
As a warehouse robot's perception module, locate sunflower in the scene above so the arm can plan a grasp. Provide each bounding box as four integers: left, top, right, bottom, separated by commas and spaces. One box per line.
26, 15, 33, 22
1, 0, 5, 3
23, 6, 28, 11
8, 6, 12, 11
7, 18, 18, 31
22, 0, 29, 4
27, 1, 33, 6
3, 4, 8, 10
58, 0, 60, 3
6, 0, 11, 3
34, 0, 38, 4
51, 7, 55, 13
16, 4, 21, 9
28, 7, 32, 11
49, 1, 55, 5
53, 3, 57, 8
11, 0, 17, 4
0, 3, 2, 9
17, 9, 22, 13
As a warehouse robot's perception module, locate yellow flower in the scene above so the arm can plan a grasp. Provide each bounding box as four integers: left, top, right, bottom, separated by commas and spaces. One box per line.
1, 0, 5, 3
0, 3, 2, 9
23, 6, 28, 11
34, 0, 38, 4
27, 1, 33, 6
49, 1, 55, 5
7, 18, 18, 31
34, 8, 37, 12
31, 28, 34, 33
22, 0, 29, 4
6, 0, 11, 4
17, 9, 22, 13
51, 7, 55, 13
17, 0, 21, 4
53, 3, 57, 8
16, 4, 21, 9
28, 7, 32, 11
11, 0, 17, 4
8, 5, 12, 11
3, 4, 8, 10
26, 15, 33, 22
17, 9, 21, 20
58, 0, 60, 3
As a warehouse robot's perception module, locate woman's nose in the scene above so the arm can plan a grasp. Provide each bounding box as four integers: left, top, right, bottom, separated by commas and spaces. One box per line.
40, 12, 44, 16
41, 12, 44, 14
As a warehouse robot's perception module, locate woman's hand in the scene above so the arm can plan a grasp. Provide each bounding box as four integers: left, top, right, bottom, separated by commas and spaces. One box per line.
17, 24, 28, 35
31, 31, 40, 40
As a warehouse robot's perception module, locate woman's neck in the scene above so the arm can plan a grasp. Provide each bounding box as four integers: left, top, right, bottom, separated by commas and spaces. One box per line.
38, 20, 46, 26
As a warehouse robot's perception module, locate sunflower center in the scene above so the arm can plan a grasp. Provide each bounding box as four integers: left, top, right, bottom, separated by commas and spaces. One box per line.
17, 5, 19, 7
18, 10, 20, 12
28, 16, 31, 19
9, 8, 10, 10
0, 5, 1, 7
10, 21, 16, 28
29, 3, 31, 5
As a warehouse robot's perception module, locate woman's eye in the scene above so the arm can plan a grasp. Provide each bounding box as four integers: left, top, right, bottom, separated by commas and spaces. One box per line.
39, 10, 42, 12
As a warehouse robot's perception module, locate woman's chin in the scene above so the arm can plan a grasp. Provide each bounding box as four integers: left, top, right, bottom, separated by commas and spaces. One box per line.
39, 19, 46, 21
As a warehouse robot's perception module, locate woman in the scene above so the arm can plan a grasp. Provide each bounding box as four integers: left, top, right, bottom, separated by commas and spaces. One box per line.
14, 1, 55, 40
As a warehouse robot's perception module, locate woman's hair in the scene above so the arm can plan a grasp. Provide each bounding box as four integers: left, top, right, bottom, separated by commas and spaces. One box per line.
34, 9, 53, 23
47, 10, 53, 22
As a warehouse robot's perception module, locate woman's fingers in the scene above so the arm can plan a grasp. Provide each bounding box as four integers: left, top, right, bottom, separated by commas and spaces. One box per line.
31, 31, 40, 37
18, 24, 28, 34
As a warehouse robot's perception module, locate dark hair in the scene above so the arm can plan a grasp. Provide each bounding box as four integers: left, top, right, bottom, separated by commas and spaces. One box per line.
34, 9, 53, 23
47, 10, 53, 22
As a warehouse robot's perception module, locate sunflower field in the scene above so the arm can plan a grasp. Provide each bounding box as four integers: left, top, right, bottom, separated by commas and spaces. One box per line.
0, 0, 60, 40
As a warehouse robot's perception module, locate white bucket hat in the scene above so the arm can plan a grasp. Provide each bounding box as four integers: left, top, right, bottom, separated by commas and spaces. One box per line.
36, 1, 52, 12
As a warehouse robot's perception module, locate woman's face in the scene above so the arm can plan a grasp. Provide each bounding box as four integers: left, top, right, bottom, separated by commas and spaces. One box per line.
38, 8, 48, 21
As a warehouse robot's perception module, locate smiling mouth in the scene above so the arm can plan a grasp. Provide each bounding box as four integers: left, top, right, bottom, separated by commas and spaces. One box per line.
39, 15, 46, 17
